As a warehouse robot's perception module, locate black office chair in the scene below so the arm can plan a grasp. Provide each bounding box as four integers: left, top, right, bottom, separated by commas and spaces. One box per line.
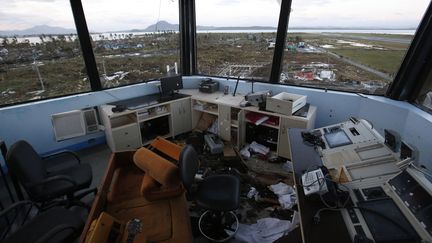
179, 145, 241, 242
0, 200, 85, 243
6, 140, 96, 209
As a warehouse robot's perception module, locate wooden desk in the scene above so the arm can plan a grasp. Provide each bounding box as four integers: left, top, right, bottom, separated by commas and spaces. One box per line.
181, 89, 316, 160
100, 89, 316, 160
289, 128, 351, 243
99, 94, 192, 152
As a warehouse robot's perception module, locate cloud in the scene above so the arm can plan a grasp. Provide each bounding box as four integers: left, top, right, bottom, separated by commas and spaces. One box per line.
0, 0, 429, 31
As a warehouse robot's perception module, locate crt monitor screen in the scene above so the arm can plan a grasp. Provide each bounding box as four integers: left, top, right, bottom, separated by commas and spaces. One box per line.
160, 75, 183, 95
324, 130, 352, 148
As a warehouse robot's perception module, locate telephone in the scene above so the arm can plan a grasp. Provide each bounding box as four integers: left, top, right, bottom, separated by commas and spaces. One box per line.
301, 168, 329, 196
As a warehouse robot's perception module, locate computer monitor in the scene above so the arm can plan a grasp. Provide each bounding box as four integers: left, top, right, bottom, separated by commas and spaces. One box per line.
324, 129, 352, 148
160, 75, 183, 95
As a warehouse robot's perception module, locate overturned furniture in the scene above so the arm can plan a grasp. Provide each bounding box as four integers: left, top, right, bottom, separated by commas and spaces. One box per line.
80, 137, 193, 243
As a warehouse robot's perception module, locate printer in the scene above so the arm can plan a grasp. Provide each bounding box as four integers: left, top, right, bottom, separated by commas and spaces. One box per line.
199, 78, 219, 93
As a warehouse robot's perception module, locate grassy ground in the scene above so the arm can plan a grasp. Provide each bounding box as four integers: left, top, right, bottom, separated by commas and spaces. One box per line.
331, 49, 406, 75
286, 32, 411, 77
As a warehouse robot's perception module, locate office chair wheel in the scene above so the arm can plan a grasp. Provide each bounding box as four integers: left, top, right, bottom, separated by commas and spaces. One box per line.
198, 210, 239, 242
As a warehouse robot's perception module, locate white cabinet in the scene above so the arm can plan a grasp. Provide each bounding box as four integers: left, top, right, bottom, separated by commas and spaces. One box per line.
218, 104, 231, 141
100, 89, 317, 155
171, 98, 192, 136
111, 123, 142, 151
277, 112, 316, 159
100, 97, 194, 152
236, 109, 246, 147
278, 117, 292, 159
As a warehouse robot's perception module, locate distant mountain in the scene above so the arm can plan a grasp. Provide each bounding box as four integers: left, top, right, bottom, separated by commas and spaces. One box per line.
135, 21, 416, 32
288, 26, 416, 30
197, 25, 276, 30
0, 25, 76, 37
130, 21, 276, 32
140, 21, 179, 32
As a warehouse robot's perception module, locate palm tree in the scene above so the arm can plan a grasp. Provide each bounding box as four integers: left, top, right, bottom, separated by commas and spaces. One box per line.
39, 35, 45, 44
11, 36, 18, 45
1, 37, 8, 46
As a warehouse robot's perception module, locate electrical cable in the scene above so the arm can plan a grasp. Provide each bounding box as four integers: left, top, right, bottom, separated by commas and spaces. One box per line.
298, 176, 325, 189
301, 131, 325, 148
314, 177, 351, 223
318, 175, 338, 209
313, 208, 340, 224
337, 183, 352, 208
155, 0, 162, 32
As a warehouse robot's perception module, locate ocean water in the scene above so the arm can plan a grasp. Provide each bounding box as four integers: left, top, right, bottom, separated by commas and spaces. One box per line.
5, 29, 415, 44
198, 29, 415, 35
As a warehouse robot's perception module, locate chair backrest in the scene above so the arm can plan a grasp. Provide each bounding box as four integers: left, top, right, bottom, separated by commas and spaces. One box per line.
178, 145, 199, 192
6, 140, 47, 187
149, 136, 183, 161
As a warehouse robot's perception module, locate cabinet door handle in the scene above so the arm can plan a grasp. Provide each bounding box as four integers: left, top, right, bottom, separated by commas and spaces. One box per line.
125, 132, 129, 135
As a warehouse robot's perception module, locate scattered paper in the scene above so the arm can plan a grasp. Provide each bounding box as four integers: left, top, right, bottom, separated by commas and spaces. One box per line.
268, 182, 297, 209
207, 118, 218, 134
250, 141, 270, 155
269, 182, 294, 195
291, 210, 300, 227
240, 145, 251, 158
239, 141, 270, 158
234, 217, 294, 243
247, 187, 259, 200
278, 194, 297, 209
255, 116, 269, 125
283, 161, 294, 172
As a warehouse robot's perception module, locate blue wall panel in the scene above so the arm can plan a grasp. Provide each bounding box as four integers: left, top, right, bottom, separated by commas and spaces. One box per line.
1, 76, 431, 170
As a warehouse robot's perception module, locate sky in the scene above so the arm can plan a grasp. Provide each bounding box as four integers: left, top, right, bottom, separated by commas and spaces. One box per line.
0, 0, 430, 32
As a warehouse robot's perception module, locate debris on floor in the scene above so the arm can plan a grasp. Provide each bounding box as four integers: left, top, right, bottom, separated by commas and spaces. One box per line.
239, 141, 270, 158
234, 216, 298, 243
268, 182, 297, 209
178, 131, 300, 242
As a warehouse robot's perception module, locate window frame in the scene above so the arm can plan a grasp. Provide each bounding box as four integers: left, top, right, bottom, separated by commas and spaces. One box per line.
192, 0, 287, 83
192, 0, 432, 98
2, 0, 432, 108
386, 1, 432, 103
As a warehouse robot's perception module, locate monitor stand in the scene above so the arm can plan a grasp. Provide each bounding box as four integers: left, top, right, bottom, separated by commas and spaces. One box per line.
159, 90, 181, 102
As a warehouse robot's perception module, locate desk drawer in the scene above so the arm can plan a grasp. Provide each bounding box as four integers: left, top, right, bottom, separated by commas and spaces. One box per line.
112, 124, 141, 150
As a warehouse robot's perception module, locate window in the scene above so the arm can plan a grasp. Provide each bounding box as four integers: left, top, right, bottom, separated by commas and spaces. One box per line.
196, 0, 281, 82
281, 0, 430, 95
416, 72, 432, 111
81, 0, 180, 88
0, 1, 90, 106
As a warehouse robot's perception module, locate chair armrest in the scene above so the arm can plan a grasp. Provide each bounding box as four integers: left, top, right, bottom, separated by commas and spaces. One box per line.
0, 200, 34, 218
34, 224, 78, 243
42, 151, 81, 164
28, 175, 78, 188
